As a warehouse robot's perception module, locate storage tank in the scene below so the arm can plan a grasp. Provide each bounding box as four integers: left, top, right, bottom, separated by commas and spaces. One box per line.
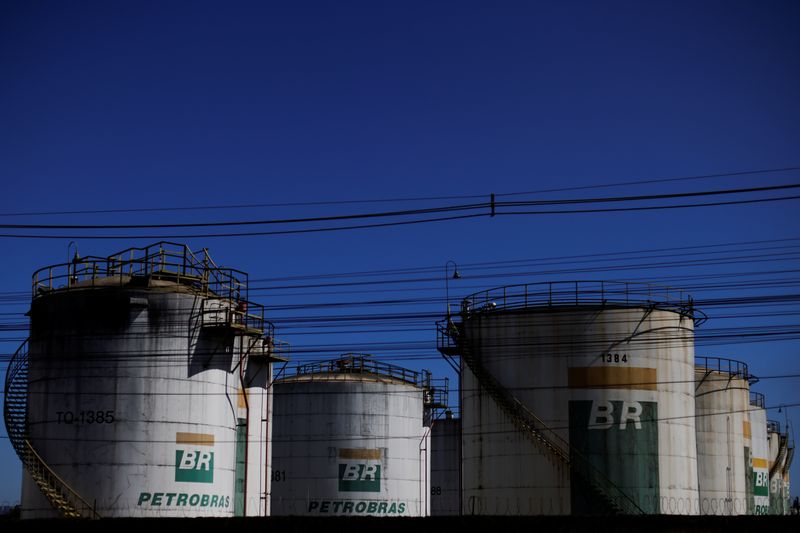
694, 357, 751, 515
748, 392, 769, 515
270, 355, 436, 516
4, 242, 286, 518
430, 411, 460, 515
437, 281, 701, 515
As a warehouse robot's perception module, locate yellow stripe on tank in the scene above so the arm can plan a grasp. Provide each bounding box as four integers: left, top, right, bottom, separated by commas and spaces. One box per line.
176, 432, 215, 446
568, 366, 657, 391
752, 457, 769, 469
338, 448, 381, 460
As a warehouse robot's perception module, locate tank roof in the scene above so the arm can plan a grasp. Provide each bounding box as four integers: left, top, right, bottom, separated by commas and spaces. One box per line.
29, 241, 281, 345
32, 241, 249, 300
281, 354, 429, 388
457, 280, 700, 321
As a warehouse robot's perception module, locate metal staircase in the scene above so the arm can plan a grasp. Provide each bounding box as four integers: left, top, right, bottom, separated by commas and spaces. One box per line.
770, 432, 789, 480
437, 319, 643, 515
3, 339, 99, 518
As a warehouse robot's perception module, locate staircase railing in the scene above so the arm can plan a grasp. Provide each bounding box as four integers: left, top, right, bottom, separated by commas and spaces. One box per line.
3, 339, 99, 518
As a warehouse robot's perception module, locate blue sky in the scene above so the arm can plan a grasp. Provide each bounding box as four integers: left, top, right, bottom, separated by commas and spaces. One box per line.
1, 1, 798, 507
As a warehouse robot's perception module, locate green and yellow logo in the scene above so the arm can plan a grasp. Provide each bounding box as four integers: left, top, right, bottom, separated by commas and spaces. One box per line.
175, 432, 215, 484
338, 448, 381, 493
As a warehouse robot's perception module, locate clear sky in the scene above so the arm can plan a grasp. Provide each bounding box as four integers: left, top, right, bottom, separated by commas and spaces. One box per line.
1, 0, 798, 509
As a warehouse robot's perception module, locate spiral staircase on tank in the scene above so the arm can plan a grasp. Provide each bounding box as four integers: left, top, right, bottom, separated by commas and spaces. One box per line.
438, 317, 644, 516
3, 338, 100, 519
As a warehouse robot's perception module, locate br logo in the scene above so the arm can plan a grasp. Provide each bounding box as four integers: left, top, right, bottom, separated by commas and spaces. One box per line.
338, 448, 381, 492
175, 432, 215, 483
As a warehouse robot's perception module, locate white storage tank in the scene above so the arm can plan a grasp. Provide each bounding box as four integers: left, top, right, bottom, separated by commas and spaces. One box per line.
438, 281, 701, 515
694, 356, 751, 515
270, 355, 434, 516
5, 242, 285, 518
748, 392, 770, 515
430, 411, 460, 515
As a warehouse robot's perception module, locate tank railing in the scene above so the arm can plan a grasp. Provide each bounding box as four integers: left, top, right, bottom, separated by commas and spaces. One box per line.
750, 391, 766, 409
3, 338, 29, 460
270, 339, 291, 360
4, 339, 99, 518
295, 354, 426, 387
695, 356, 749, 382
460, 280, 696, 320
23, 439, 100, 519
424, 376, 450, 408
200, 297, 272, 339
767, 420, 781, 434
31, 241, 251, 302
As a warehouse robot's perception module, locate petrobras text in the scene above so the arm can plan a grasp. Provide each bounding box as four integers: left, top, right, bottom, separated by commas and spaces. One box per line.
137, 492, 230, 508
307, 499, 407, 515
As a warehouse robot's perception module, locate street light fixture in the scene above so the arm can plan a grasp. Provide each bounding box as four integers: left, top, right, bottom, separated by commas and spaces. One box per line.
445, 260, 461, 317
67, 241, 79, 286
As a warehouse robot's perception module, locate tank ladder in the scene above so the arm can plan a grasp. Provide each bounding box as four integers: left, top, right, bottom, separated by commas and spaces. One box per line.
3, 339, 100, 518
437, 320, 643, 515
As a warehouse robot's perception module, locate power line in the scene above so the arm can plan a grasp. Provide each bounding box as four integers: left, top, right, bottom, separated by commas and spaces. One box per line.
1, 165, 797, 218
1, 185, 799, 239
0, 183, 797, 230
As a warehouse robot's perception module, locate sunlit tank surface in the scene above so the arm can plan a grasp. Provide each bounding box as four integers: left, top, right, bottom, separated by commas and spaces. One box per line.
270, 355, 439, 517
8, 242, 285, 518
748, 392, 769, 515
430, 412, 460, 515
694, 357, 751, 515
437, 281, 702, 515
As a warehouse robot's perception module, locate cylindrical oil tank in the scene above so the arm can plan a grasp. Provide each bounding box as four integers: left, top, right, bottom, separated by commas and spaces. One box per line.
17, 243, 278, 518
694, 357, 750, 515
430, 411, 460, 515
271, 355, 431, 516
748, 392, 769, 515
446, 281, 700, 515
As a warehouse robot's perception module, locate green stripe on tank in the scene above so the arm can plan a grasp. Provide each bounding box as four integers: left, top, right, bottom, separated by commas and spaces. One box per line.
569, 400, 659, 514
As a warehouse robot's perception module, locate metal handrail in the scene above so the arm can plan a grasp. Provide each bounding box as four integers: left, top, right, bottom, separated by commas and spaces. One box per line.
425, 376, 449, 408
32, 241, 250, 304
295, 354, 429, 388
750, 391, 765, 409
3, 339, 29, 458
4, 339, 99, 518
767, 420, 781, 434
459, 280, 699, 322
200, 298, 275, 342
23, 439, 100, 519
695, 356, 750, 382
